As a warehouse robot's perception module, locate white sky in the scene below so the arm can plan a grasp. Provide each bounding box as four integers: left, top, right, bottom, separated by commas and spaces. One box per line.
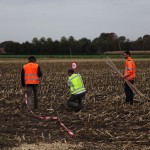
0, 0, 150, 43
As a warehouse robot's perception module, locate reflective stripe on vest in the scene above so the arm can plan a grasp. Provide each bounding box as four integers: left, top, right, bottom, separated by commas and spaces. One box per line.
68, 73, 85, 95
25, 74, 38, 76
24, 63, 40, 84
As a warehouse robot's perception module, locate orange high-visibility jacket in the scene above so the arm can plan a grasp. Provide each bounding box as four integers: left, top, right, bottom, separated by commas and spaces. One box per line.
23, 62, 40, 85
124, 57, 136, 80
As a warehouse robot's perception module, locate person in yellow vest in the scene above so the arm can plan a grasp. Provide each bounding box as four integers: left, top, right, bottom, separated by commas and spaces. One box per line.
122, 51, 136, 105
67, 68, 86, 112
21, 56, 42, 110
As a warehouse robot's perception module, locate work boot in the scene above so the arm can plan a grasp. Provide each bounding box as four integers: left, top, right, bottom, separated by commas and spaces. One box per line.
67, 108, 74, 112
34, 105, 38, 110
74, 107, 81, 113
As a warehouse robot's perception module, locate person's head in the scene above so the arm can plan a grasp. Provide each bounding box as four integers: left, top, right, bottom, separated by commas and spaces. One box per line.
123, 51, 130, 59
28, 56, 36, 62
68, 68, 74, 76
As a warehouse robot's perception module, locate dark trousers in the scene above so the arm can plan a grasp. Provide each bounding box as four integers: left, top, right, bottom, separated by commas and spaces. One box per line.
26, 84, 39, 109
67, 92, 86, 112
124, 80, 134, 105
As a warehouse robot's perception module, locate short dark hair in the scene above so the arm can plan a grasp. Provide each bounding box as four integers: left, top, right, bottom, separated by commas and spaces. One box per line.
123, 51, 130, 56
68, 68, 74, 74
28, 56, 36, 61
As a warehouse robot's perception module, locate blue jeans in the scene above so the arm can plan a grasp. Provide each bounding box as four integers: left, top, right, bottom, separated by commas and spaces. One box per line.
124, 80, 134, 105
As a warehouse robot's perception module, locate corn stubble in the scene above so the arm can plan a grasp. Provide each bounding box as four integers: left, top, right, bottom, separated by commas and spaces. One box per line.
0, 59, 149, 150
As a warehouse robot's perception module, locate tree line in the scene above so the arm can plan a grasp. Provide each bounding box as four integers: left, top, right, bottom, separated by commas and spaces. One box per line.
0, 33, 150, 55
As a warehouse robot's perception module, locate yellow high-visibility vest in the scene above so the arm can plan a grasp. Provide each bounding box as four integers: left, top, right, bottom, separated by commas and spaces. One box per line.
68, 73, 86, 95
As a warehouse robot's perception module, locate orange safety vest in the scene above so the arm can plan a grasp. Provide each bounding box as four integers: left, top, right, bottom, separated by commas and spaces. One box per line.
124, 57, 136, 80
23, 62, 40, 85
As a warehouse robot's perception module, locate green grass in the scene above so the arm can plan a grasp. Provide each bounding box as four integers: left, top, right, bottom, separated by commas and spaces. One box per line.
0, 54, 104, 59
0, 54, 150, 59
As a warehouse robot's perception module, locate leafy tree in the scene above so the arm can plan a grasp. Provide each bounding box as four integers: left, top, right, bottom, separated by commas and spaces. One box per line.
78, 38, 91, 54
143, 35, 150, 50
1, 32, 150, 55
5, 41, 21, 54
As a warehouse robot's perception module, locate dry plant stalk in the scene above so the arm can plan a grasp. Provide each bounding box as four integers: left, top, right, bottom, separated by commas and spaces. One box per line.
1, 59, 149, 150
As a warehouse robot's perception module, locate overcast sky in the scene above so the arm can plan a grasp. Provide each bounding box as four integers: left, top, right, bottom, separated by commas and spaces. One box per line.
0, 0, 150, 43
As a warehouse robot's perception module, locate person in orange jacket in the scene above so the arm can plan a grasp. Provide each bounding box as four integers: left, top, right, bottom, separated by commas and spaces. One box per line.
122, 51, 136, 105
21, 56, 42, 110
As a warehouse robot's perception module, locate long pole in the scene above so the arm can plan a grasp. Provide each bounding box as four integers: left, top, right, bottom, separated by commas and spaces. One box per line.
105, 57, 150, 102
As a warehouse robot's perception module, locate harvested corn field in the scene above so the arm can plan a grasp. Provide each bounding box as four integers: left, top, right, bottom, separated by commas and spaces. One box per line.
0, 58, 150, 150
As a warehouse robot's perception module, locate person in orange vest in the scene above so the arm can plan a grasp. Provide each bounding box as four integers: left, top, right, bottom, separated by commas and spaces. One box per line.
21, 56, 42, 110
122, 51, 136, 105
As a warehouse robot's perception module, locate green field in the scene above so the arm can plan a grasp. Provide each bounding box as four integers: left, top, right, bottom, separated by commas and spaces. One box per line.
0, 54, 150, 59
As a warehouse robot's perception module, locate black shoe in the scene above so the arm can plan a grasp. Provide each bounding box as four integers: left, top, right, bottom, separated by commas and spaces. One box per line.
66, 107, 72, 112
130, 102, 133, 105
34, 105, 38, 110
74, 108, 81, 112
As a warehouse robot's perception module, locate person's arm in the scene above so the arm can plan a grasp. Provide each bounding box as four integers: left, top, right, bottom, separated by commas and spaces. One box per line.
21, 68, 25, 87
68, 78, 72, 89
38, 66, 42, 77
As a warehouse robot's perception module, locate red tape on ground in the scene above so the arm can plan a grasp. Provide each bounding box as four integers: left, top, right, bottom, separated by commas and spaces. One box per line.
24, 93, 75, 136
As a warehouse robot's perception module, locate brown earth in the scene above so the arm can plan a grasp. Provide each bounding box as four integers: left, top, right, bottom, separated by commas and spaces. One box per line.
0, 59, 150, 150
